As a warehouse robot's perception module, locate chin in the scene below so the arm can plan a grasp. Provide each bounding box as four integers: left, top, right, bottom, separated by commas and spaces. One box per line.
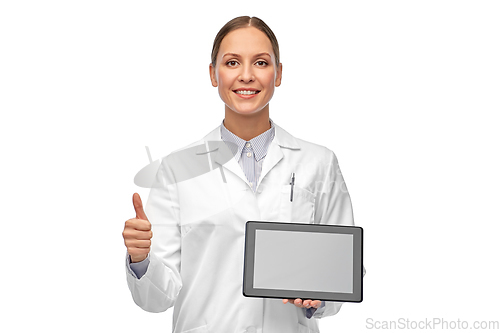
229, 102, 269, 115
231, 107, 264, 116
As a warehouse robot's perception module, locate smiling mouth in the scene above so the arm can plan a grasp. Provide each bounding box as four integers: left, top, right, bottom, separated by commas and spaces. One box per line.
233, 90, 261, 95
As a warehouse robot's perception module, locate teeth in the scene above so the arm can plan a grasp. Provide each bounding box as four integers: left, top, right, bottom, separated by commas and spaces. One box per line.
235, 90, 258, 95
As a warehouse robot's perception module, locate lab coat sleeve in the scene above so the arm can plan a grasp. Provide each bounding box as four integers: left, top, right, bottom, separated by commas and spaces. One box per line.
311, 150, 366, 319
126, 156, 183, 313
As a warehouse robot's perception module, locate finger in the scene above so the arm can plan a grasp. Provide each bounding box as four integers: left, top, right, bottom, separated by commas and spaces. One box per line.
311, 300, 322, 308
302, 300, 315, 308
124, 239, 151, 248
133, 229, 153, 240
133, 193, 148, 221
123, 225, 152, 239
294, 298, 303, 307
125, 218, 151, 231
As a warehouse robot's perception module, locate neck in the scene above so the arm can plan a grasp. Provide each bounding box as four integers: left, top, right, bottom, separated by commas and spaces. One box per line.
223, 106, 271, 141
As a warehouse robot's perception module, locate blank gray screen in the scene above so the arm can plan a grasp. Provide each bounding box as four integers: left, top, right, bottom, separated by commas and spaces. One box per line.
253, 230, 353, 293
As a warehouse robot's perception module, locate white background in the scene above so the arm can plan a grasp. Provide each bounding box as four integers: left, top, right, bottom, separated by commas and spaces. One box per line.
1, 0, 499, 332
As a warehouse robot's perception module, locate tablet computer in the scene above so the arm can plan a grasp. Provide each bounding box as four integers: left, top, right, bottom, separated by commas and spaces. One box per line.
243, 221, 363, 302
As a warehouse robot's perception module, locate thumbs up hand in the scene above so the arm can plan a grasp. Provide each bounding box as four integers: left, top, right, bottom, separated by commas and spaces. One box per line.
123, 193, 153, 263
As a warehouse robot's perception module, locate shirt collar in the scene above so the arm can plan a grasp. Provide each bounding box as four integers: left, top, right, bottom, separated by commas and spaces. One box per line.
220, 118, 276, 162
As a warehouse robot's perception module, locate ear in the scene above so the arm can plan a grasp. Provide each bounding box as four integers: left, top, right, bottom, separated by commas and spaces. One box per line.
275, 63, 282, 87
209, 63, 218, 87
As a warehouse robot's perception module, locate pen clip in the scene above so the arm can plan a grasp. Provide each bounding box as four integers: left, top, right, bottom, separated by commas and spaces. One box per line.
290, 172, 295, 202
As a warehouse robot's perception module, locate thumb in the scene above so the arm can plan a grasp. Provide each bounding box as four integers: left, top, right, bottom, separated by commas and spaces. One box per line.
133, 193, 148, 221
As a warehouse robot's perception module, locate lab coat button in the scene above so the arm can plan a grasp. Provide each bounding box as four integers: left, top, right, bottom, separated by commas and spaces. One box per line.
246, 327, 256, 333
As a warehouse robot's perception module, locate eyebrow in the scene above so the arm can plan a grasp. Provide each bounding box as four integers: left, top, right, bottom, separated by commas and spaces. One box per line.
222, 52, 271, 59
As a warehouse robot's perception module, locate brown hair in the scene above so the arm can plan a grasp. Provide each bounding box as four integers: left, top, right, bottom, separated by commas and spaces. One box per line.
211, 16, 280, 69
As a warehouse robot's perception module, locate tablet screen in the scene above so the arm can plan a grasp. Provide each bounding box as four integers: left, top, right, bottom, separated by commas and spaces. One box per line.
254, 230, 353, 293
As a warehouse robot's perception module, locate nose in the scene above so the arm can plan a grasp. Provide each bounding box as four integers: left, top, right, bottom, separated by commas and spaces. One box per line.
238, 64, 254, 83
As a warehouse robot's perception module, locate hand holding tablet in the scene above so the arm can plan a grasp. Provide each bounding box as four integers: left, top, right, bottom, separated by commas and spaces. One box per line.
282, 298, 322, 309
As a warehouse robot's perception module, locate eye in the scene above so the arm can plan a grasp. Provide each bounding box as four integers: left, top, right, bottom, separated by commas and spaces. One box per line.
226, 60, 238, 67
256, 61, 268, 66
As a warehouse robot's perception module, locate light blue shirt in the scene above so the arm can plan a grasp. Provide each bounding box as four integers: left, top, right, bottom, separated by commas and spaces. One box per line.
128, 118, 324, 318
220, 118, 275, 192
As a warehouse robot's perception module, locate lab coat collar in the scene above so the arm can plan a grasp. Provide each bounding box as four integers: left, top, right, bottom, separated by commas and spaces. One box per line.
194, 121, 301, 187
196, 121, 301, 151
268, 122, 302, 150
220, 118, 276, 162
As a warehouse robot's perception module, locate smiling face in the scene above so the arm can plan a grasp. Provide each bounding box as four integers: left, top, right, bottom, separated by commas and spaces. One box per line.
209, 26, 282, 117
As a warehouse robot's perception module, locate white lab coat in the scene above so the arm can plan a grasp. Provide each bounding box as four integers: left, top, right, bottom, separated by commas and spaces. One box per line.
126, 122, 360, 333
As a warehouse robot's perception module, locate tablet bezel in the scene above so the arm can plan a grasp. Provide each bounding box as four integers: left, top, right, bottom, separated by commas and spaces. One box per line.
243, 221, 363, 303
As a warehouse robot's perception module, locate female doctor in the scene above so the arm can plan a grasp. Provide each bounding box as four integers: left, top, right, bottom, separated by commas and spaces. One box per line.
123, 16, 358, 333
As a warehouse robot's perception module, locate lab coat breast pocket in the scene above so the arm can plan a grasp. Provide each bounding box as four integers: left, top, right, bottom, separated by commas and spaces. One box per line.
280, 185, 316, 223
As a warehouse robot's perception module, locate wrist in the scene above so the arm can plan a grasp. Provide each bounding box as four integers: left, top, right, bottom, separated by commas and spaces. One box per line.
130, 254, 147, 263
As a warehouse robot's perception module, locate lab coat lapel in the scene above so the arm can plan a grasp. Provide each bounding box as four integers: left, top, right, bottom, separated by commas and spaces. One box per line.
194, 125, 249, 185
258, 140, 283, 187
194, 122, 301, 187
215, 148, 248, 185
258, 124, 300, 187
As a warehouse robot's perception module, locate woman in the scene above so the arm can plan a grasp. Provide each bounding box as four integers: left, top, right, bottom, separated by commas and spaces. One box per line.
123, 16, 358, 333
